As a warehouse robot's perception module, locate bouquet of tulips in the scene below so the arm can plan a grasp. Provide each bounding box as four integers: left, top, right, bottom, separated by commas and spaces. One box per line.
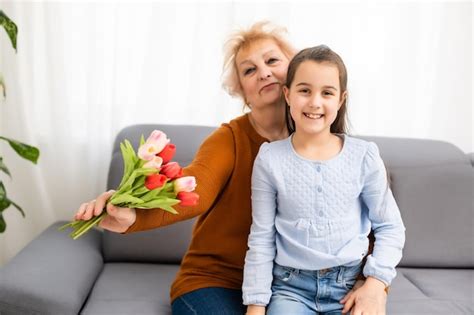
59, 130, 199, 239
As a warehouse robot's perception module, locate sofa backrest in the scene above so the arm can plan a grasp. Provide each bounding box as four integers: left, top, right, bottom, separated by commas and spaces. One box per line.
104, 125, 473, 268
358, 136, 473, 268
103, 124, 215, 263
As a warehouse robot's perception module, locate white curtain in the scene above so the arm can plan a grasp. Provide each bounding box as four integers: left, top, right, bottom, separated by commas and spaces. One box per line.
0, 1, 471, 266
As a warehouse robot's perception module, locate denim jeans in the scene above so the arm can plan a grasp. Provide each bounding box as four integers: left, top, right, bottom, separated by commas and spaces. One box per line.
267, 262, 363, 315
171, 287, 246, 315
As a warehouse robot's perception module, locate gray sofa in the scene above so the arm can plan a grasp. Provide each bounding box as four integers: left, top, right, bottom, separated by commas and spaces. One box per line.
0, 124, 472, 314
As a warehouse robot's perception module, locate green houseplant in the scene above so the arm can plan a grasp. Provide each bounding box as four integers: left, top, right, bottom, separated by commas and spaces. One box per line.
0, 10, 39, 233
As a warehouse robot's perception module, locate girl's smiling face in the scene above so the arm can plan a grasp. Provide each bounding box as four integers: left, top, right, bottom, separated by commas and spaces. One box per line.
284, 60, 346, 137
235, 39, 290, 109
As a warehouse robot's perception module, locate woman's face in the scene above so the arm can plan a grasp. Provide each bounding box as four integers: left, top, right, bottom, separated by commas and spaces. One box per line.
235, 39, 290, 109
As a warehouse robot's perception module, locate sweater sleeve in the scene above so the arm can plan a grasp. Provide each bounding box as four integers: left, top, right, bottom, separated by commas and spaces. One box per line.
242, 143, 277, 306
124, 125, 236, 233
360, 142, 406, 286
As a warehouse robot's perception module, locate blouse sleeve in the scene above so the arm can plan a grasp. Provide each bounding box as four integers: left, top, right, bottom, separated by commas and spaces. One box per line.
242, 143, 277, 306
360, 142, 406, 286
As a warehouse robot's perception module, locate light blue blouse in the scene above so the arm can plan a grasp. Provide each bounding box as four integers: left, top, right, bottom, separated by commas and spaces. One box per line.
242, 134, 406, 306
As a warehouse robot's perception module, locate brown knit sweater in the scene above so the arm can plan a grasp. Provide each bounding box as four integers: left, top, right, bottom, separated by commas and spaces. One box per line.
125, 114, 267, 302
124, 113, 374, 302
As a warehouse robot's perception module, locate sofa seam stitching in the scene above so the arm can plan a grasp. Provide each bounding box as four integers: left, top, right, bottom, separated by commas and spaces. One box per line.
400, 272, 430, 298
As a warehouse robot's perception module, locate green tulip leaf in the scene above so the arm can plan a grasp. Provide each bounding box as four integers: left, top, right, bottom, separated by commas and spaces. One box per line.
0, 10, 18, 51
109, 193, 144, 206
117, 139, 141, 190
139, 185, 166, 202
0, 136, 39, 164
137, 197, 180, 209
132, 185, 149, 196
0, 157, 11, 177
156, 204, 178, 214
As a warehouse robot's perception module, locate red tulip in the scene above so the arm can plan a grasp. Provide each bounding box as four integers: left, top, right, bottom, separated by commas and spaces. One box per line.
160, 162, 183, 179
157, 143, 176, 164
177, 191, 199, 206
145, 174, 167, 190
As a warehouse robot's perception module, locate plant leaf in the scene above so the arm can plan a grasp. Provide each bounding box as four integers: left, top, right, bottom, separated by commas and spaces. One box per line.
9, 198, 25, 217
0, 196, 10, 212
0, 157, 11, 177
0, 136, 39, 164
0, 182, 24, 217
0, 75, 6, 99
0, 181, 6, 199
140, 134, 145, 147
0, 213, 5, 233
0, 10, 18, 51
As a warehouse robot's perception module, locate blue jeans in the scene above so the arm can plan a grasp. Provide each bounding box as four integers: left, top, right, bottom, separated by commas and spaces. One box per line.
171, 287, 246, 315
267, 262, 363, 315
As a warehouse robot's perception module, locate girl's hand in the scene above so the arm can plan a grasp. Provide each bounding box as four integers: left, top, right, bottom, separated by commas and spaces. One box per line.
340, 277, 387, 315
74, 190, 136, 233
245, 305, 266, 315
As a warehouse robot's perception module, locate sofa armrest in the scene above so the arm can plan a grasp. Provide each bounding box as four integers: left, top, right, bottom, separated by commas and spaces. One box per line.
0, 221, 104, 315
468, 152, 474, 167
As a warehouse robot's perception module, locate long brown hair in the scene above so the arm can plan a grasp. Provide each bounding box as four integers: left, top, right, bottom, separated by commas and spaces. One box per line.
285, 45, 349, 135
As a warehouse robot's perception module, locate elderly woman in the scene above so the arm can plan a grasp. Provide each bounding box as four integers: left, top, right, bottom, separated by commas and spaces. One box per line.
75, 21, 386, 315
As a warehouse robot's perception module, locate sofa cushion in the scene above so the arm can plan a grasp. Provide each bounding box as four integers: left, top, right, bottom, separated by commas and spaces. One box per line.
389, 164, 473, 267
103, 124, 215, 263
80, 263, 178, 315
387, 268, 473, 314
102, 218, 195, 263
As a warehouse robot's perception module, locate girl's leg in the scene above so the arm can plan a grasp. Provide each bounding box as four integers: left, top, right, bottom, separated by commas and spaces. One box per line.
266, 295, 316, 315
267, 263, 317, 315
171, 287, 246, 315
319, 262, 363, 314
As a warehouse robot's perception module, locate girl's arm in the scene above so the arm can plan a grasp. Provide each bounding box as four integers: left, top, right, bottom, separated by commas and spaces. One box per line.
242, 144, 277, 308
341, 142, 405, 314
359, 142, 406, 287
124, 125, 236, 233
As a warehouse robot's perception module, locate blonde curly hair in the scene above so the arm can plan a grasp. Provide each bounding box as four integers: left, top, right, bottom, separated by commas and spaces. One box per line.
221, 21, 296, 101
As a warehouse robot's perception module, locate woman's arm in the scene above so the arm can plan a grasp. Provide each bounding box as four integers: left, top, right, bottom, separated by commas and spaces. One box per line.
124, 125, 236, 233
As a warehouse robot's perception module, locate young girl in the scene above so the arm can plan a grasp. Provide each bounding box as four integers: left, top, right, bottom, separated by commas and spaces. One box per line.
243, 45, 406, 315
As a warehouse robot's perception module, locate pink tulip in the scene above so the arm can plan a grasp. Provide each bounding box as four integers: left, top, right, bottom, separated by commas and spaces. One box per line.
138, 130, 170, 161
174, 176, 197, 193
147, 130, 170, 153
143, 156, 163, 169
138, 143, 160, 161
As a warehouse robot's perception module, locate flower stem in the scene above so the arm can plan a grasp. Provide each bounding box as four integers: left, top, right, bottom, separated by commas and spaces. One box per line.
71, 213, 105, 240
